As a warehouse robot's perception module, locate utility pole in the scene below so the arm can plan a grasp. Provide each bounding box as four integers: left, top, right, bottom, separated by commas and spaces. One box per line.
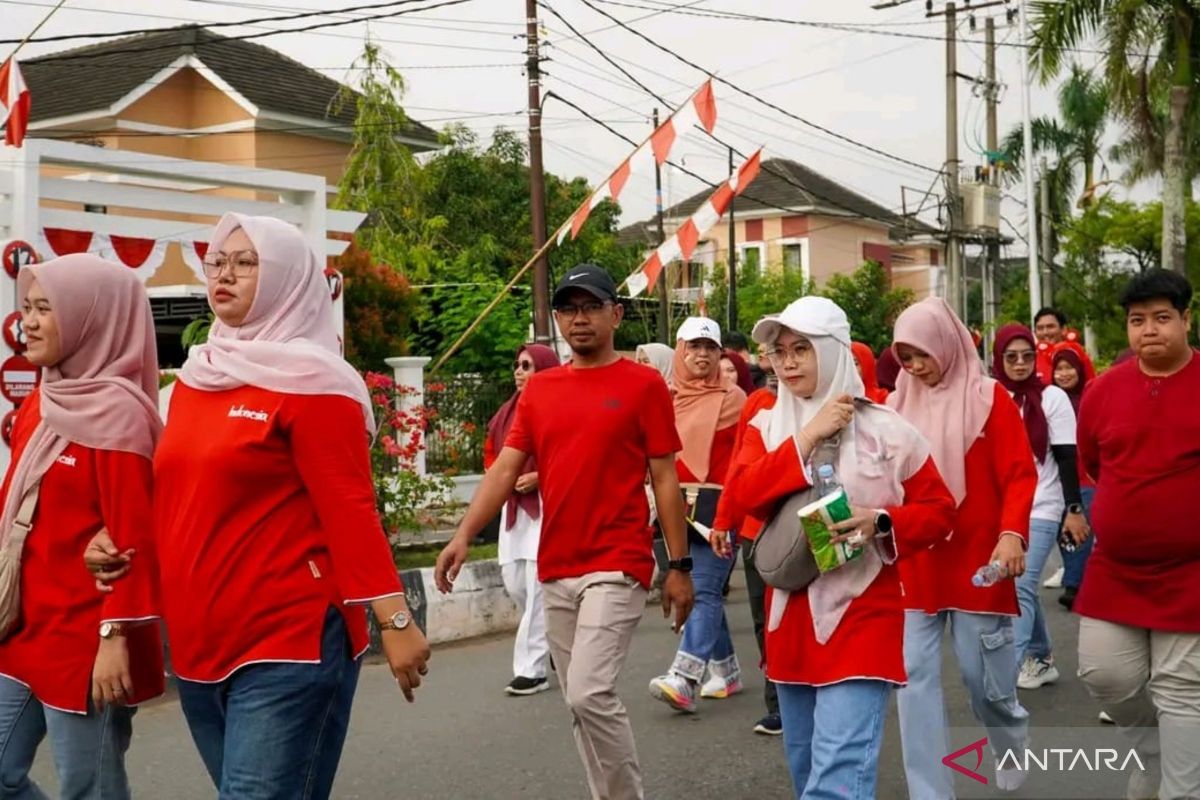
726, 146, 738, 333
524, 0, 551, 344
944, 2, 963, 318
1039, 157, 1054, 305
652, 108, 670, 344
1016, 0, 1042, 324
983, 16, 999, 352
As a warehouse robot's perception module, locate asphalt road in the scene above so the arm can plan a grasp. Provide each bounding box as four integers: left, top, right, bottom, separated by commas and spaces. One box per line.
32, 551, 1111, 799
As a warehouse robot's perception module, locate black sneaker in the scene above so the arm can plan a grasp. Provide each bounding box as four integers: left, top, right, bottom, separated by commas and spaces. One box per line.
753, 713, 783, 736
1058, 587, 1077, 611
505, 676, 550, 696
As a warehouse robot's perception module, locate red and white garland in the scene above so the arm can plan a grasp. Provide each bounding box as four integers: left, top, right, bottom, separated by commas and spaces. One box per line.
40, 228, 209, 284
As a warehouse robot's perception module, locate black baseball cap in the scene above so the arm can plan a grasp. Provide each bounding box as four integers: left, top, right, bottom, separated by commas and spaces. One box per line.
552, 263, 618, 306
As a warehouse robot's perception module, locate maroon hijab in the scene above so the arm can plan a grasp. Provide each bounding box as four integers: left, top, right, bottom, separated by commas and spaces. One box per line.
721, 350, 756, 395
486, 344, 560, 529
876, 346, 901, 392
1051, 347, 1089, 414
993, 324, 1048, 463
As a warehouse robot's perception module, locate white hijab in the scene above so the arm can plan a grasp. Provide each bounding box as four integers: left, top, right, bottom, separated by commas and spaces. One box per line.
751, 297, 930, 643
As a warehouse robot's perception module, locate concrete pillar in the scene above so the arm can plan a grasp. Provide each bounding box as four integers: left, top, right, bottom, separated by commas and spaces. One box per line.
385, 356, 431, 476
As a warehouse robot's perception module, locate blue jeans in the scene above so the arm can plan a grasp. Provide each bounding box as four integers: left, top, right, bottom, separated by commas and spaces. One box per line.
669, 538, 736, 681
1061, 486, 1095, 589
1015, 517, 1057, 664
0, 675, 133, 799
897, 611, 1030, 800
777, 680, 890, 800
176, 607, 361, 800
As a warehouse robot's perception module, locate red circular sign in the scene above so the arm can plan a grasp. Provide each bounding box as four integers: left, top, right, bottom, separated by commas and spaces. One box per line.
325, 267, 343, 302
1, 410, 14, 448
0, 355, 39, 405
3, 312, 25, 354
2, 240, 38, 280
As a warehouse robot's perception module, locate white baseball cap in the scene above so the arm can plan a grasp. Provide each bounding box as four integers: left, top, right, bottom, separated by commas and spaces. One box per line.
751, 297, 851, 346
676, 316, 722, 345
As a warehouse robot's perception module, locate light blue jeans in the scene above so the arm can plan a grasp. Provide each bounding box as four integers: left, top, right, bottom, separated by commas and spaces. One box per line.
0, 675, 134, 800
669, 538, 737, 681
897, 611, 1030, 800
777, 679, 890, 800
1061, 486, 1095, 589
1015, 517, 1058, 665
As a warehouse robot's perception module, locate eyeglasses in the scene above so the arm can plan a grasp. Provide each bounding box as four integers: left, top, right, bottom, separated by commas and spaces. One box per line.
513, 360, 535, 372
554, 300, 609, 318
1003, 350, 1036, 365
764, 343, 812, 364
202, 250, 259, 279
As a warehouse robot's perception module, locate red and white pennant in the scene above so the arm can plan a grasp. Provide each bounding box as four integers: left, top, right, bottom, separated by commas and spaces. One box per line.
557, 79, 718, 245
0, 58, 31, 148
626, 148, 762, 298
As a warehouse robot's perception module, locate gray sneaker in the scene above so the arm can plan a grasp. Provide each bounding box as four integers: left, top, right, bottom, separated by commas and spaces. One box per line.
1017, 656, 1060, 689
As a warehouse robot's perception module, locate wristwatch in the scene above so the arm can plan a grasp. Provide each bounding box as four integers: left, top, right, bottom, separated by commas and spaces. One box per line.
667, 557, 694, 573
98, 622, 126, 639
1067, 503, 1084, 516
874, 510, 894, 537
378, 610, 411, 632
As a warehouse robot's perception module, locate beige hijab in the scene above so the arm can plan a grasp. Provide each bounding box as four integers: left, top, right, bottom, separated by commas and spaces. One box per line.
671, 341, 745, 483
1, 254, 161, 550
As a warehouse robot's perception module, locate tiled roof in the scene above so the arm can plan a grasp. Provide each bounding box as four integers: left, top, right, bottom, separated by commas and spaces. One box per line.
22, 26, 438, 147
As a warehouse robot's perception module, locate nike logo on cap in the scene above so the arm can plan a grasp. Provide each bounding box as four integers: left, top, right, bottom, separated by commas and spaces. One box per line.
569, 273, 585, 280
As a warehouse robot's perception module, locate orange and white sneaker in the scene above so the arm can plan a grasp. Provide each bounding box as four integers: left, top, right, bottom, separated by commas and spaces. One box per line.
700, 672, 744, 699
648, 673, 697, 713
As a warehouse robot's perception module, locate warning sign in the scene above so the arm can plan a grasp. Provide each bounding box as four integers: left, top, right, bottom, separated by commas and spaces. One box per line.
3, 312, 25, 354
1, 240, 38, 280
0, 355, 39, 405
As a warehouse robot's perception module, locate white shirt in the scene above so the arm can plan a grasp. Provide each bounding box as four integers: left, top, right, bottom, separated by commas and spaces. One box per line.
498, 500, 542, 564
1014, 384, 1076, 522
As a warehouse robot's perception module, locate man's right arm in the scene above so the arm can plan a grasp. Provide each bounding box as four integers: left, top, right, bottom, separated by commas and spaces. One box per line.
433, 446, 526, 592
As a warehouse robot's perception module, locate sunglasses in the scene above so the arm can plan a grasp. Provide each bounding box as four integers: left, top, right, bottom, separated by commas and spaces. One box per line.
513, 360, 535, 372
1003, 350, 1036, 365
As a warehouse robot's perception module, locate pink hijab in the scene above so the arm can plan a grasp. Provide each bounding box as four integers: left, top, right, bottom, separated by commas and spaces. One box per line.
888, 297, 994, 504
1, 254, 161, 549
179, 213, 374, 433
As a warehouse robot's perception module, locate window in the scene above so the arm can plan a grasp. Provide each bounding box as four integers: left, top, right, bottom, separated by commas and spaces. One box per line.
738, 243, 765, 275
779, 238, 810, 283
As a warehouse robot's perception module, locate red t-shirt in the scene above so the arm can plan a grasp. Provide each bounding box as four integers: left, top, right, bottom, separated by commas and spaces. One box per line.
505, 358, 680, 587
0, 391, 163, 712
898, 383, 1038, 615
155, 383, 404, 683
1075, 355, 1200, 632
676, 424, 737, 485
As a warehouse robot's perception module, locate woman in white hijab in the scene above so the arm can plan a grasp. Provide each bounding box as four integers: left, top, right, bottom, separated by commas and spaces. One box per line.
635, 342, 674, 385
723, 297, 954, 800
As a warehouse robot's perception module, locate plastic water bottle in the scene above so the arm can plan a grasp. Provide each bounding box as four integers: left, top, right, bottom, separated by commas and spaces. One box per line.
815, 463, 841, 498
972, 561, 1008, 587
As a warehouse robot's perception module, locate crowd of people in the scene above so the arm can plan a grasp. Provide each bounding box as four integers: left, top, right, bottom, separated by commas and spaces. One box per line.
0, 212, 1196, 800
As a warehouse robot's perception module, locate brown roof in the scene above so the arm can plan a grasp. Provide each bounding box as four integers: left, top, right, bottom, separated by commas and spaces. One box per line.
23, 26, 438, 148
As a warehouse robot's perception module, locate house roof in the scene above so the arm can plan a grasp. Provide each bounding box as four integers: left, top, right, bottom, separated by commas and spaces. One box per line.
659, 157, 930, 234
22, 26, 438, 147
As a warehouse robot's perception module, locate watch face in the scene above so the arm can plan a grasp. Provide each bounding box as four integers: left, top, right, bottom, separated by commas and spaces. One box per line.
99, 622, 113, 638
391, 611, 409, 630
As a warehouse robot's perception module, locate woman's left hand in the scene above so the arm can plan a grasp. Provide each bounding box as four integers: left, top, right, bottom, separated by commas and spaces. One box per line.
829, 506, 880, 548
92, 636, 133, 709
514, 472, 539, 494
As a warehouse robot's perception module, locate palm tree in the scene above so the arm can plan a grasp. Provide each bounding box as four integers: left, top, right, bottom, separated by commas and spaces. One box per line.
1029, 0, 1200, 274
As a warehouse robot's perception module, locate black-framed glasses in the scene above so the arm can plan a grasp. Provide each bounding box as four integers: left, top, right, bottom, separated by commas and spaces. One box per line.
1003, 350, 1036, 365
202, 249, 259, 279
513, 360, 535, 372
554, 300, 609, 318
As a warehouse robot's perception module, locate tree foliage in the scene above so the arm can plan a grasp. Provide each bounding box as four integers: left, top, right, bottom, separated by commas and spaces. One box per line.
334, 241, 417, 372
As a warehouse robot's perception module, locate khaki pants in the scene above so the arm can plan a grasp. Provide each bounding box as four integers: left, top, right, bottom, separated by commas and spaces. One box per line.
1078, 616, 1200, 800
543, 571, 647, 800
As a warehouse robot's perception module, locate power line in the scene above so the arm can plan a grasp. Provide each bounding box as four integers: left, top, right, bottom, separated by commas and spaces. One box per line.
555, 0, 944, 175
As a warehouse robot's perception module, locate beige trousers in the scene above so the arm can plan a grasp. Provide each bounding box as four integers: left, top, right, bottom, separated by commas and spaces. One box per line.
1078, 616, 1200, 800
543, 571, 647, 800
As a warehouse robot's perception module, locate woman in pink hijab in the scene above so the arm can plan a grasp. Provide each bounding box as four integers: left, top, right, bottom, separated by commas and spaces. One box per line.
88, 214, 430, 799
888, 297, 1039, 797
0, 255, 163, 799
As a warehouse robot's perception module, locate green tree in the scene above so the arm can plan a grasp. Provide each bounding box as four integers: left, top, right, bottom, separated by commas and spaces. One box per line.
333, 242, 417, 372
1030, 0, 1200, 274
820, 261, 914, 354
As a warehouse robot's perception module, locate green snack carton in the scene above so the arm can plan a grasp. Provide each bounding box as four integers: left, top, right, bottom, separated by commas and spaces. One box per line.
798, 489, 861, 573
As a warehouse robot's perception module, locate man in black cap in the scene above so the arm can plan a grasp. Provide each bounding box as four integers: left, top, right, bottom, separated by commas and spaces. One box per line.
436, 264, 694, 800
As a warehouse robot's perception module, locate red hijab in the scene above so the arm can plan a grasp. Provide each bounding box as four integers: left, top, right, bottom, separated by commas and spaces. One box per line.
1051, 344, 1089, 414
875, 346, 901, 392
993, 324, 1048, 464
486, 344, 560, 528
721, 350, 756, 395
851, 341, 889, 404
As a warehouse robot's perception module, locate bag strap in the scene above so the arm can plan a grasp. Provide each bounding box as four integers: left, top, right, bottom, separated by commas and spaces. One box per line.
7, 483, 41, 550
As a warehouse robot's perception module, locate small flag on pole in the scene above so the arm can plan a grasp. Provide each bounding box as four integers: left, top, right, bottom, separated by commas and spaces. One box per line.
0, 58, 31, 148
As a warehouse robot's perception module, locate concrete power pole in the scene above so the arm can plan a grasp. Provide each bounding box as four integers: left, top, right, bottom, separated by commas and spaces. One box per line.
525, 0, 551, 343
652, 108, 670, 344
1039, 157, 1054, 304
944, 2, 963, 317
726, 146, 738, 333
1016, 0, 1043, 324
983, 17, 1000, 351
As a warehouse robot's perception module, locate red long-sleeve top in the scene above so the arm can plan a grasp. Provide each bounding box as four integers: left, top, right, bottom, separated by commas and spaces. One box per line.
0, 391, 164, 712
899, 383, 1038, 615
722, 404, 955, 686
712, 389, 776, 536
676, 424, 736, 486
154, 383, 404, 683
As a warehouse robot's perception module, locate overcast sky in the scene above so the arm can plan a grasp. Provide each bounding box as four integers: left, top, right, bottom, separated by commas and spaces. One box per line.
6, 0, 1149, 254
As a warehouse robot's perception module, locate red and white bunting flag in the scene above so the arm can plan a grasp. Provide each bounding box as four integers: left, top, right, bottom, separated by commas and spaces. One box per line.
626, 149, 762, 299
557, 79, 717, 245
0, 58, 31, 148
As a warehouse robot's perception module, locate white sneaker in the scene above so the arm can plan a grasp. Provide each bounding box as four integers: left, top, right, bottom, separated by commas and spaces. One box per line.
700, 672, 743, 699
1017, 656, 1061, 689
648, 673, 697, 713
995, 762, 1028, 792
1043, 567, 1064, 588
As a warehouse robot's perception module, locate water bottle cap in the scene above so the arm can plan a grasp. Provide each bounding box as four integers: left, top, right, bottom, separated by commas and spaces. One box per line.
817, 464, 834, 478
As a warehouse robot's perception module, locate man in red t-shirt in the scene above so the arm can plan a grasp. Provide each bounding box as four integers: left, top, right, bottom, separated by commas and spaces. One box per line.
436, 263, 694, 800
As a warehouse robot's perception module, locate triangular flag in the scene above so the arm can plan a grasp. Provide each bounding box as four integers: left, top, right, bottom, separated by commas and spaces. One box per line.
0, 58, 31, 148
